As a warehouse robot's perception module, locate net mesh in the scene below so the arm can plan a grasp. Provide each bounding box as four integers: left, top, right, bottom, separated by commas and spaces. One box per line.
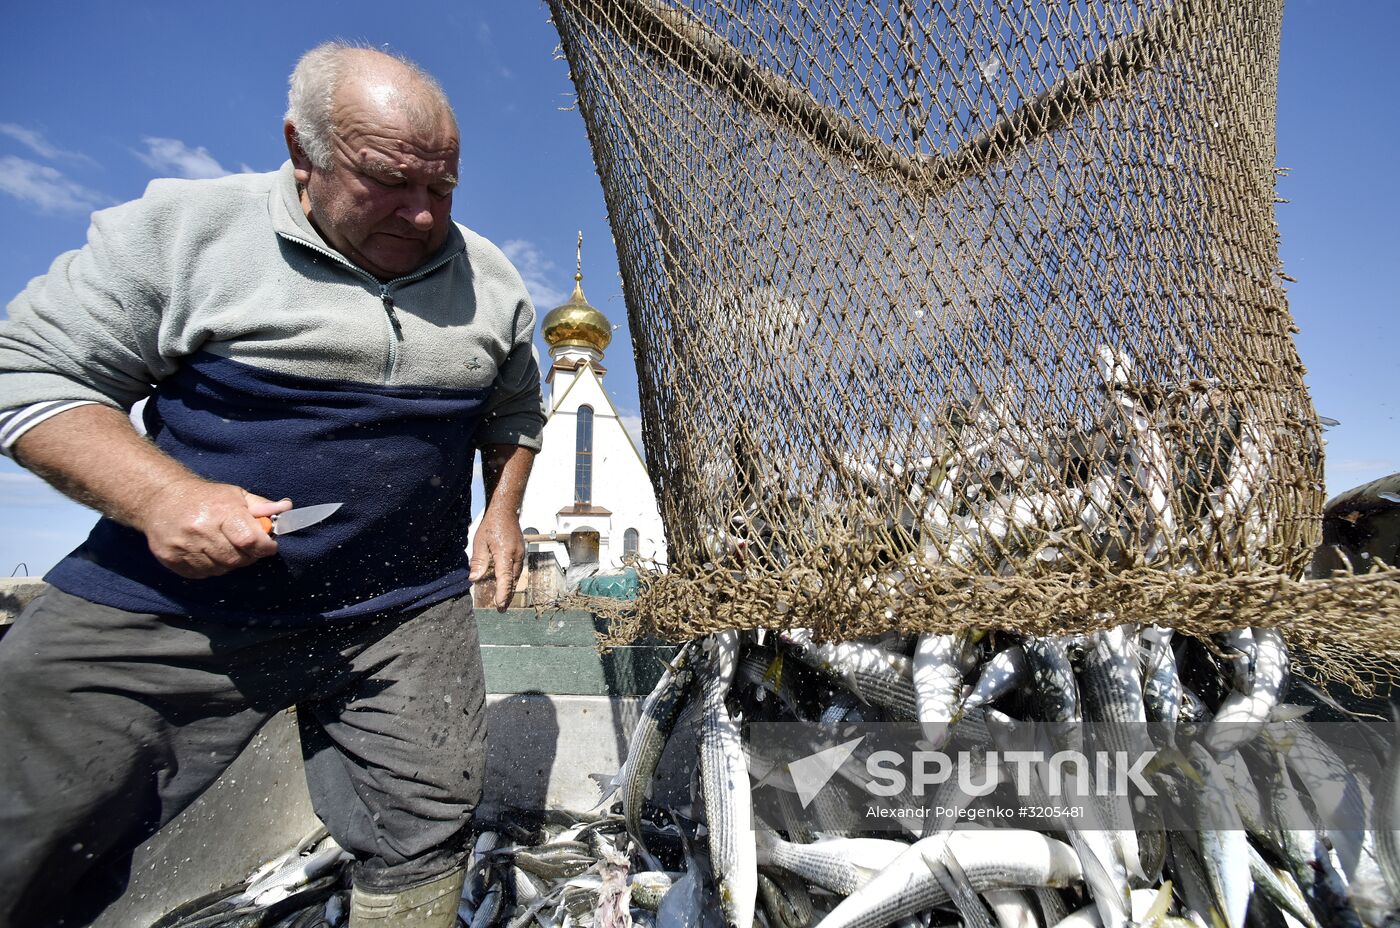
546, 0, 1400, 687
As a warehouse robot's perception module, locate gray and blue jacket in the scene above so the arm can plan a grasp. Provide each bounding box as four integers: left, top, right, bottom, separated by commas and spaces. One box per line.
0, 162, 545, 624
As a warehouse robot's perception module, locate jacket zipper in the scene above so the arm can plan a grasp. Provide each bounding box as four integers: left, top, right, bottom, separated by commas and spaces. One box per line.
379, 286, 403, 383
276, 232, 464, 384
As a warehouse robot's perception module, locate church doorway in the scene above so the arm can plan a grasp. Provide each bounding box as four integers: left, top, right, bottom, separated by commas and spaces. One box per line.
567, 529, 601, 567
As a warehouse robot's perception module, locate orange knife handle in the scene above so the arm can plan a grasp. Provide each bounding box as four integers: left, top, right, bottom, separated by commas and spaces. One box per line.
256, 516, 274, 534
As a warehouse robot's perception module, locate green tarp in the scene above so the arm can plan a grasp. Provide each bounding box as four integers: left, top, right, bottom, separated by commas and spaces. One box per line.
577, 568, 639, 600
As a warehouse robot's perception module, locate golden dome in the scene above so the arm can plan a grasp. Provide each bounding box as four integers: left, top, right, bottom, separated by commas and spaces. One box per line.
542, 273, 612, 354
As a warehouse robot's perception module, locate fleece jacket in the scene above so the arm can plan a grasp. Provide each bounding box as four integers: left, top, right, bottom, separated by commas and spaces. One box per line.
0, 162, 545, 623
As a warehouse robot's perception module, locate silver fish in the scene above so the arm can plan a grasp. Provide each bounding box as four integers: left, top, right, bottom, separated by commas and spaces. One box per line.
963, 644, 1029, 714
780, 630, 918, 719
1270, 718, 1370, 880
1218, 751, 1269, 842
1078, 625, 1149, 881
1167, 831, 1219, 928
753, 832, 908, 896
236, 839, 348, 908
1080, 625, 1153, 756
1048, 906, 1103, 928
813, 830, 1083, 928
629, 871, 677, 912
1021, 636, 1083, 753
985, 889, 1041, 928
1206, 628, 1288, 755
1034, 887, 1071, 928
804, 774, 873, 839
1096, 345, 1177, 564
1246, 845, 1318, 928
757, 869, 815, 928
928, 847, 996, 928
913, 632, 971, 747
698, 632, 756, 928
1140, 626, 1182, 746
1192, 744, 1252, 928
1040, 768, 1129, 928
510, 866, 544, 906
622, 642, 698, 852
983, 708, 1129, 928
1256, 746, 1318, 895
468, 880, 504, 928
514, 847, 596, 880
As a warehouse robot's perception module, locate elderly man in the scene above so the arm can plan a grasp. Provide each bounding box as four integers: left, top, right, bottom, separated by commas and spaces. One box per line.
0, 43, 543, 927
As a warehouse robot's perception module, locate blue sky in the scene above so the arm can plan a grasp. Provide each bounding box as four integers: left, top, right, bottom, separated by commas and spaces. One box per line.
0, 1, 1395, 577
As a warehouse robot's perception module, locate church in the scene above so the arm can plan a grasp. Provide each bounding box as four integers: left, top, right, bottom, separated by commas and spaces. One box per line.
513, 241, 667, 579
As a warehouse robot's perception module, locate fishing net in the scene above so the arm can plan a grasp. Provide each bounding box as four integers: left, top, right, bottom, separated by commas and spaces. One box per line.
546, 0, 1400, 687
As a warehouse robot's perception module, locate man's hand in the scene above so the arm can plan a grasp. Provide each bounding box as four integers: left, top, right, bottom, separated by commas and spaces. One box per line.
468, 510, 525, 611
14, 404, 298, 580
135, 478, 292, 579
471, 442, 536, 612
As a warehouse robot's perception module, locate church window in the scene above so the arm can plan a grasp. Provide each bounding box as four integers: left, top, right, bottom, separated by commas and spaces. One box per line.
575, 405, 594, 505
623, 528, 639, 557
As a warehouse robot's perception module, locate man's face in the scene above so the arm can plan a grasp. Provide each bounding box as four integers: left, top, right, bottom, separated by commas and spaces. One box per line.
290, 87, 460, 280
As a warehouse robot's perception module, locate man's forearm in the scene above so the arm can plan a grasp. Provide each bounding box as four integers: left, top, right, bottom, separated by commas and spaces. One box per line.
13, 403, 289, 578
13, 403, 198, 527
479, 443, 535, 518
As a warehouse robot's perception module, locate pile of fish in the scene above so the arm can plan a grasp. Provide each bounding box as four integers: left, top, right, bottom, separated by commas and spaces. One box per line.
149, 828, 350, 927
153, 623, 1397, 928
704, 345, 1299, 579
587, 624, 1400, 928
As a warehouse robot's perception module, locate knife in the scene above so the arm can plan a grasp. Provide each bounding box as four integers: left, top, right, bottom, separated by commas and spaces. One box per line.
255, 502, 343, 536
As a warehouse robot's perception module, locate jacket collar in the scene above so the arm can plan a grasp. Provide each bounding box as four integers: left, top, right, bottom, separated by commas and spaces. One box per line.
267, 160, 466, 278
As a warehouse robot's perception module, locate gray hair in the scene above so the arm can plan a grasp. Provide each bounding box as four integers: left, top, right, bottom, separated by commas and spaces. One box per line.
286, 41, 456, 170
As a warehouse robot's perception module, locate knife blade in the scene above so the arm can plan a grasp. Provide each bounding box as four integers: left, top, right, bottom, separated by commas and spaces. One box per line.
255, 502, 343, 536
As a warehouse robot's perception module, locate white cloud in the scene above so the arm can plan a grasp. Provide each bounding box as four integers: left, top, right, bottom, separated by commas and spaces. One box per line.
135, 137, 232, 179
476, 21, 493, 45
501, 239, 569, 311
0, 156, 110, 214
0, 123, 97, 166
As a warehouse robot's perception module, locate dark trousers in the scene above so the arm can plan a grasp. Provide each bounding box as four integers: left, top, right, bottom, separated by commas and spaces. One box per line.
0, 588, 486, 928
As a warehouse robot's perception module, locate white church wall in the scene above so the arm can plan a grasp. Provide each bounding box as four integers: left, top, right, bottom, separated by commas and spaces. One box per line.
516, 363, 668, 572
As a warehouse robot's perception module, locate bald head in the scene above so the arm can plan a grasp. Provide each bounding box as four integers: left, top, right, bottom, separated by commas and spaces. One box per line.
286, 42, 457, 171
283, 43, 461, 280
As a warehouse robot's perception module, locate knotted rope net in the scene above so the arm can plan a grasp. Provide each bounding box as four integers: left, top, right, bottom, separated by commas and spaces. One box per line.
546, 0, 1399, 688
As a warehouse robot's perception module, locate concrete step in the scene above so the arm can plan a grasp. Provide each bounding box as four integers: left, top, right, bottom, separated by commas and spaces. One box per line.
0, 579, 676, 696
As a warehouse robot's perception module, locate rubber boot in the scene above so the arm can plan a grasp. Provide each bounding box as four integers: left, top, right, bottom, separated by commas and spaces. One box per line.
349, 867, 467, 927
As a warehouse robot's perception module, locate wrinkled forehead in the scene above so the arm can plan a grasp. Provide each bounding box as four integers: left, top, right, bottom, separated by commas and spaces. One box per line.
333, 76, 459, 163
338, 126, 459, 172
